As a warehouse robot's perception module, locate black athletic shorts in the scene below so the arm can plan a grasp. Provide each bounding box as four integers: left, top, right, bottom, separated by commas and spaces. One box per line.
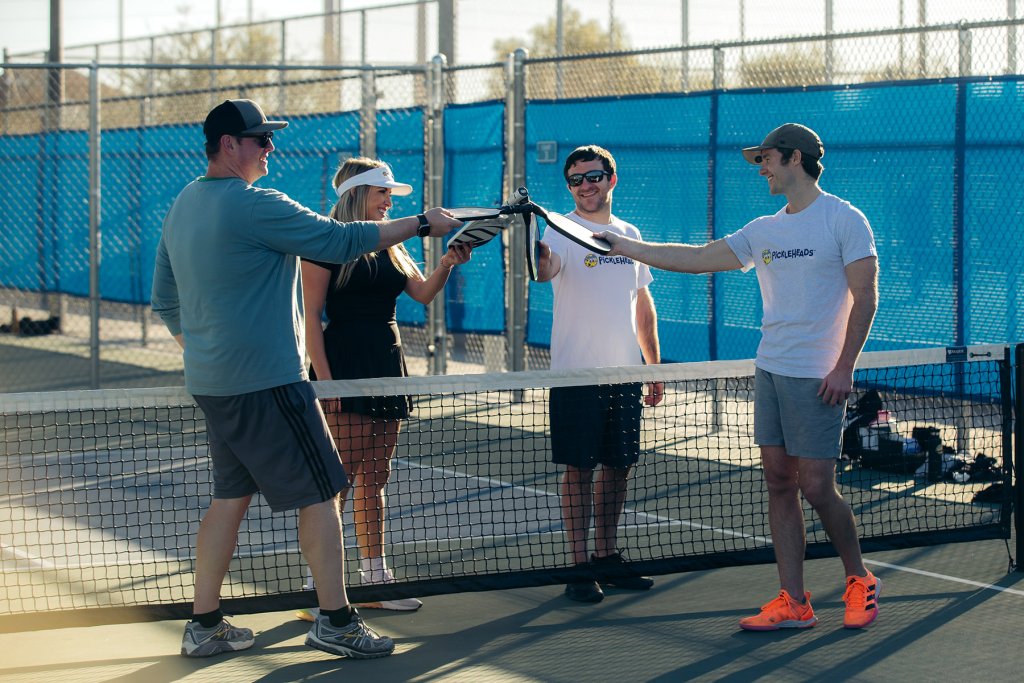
549, 383, 643, 470
194, 381, 348, 512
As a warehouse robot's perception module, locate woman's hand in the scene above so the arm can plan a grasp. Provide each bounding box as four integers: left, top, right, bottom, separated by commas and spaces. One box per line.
440, 243, 473, 269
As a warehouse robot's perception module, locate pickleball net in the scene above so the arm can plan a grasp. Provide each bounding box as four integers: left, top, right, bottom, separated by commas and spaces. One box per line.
0, 344, 1014, 625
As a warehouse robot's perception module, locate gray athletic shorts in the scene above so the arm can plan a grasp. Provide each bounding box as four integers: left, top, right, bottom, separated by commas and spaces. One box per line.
194, 381, 348, 512
753, 368, 846, 459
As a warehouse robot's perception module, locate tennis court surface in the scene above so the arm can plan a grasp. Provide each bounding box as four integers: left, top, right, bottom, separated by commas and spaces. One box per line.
0, 536, 1020, 681
1, 345, 1021, 681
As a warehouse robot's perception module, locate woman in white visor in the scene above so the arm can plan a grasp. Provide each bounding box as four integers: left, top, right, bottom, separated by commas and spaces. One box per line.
298, 157, 472, 616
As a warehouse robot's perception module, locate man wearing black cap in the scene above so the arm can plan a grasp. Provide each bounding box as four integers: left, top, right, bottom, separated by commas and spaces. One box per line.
153, 99, 462, 659
594, 123, 882, 632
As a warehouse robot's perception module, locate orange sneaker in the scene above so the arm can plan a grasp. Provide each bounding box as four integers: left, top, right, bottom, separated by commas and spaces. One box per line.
739, 590, 817, 631
843, 572, 881, 628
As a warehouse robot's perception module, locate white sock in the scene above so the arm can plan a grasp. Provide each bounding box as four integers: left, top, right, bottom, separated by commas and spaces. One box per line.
305, 567, 315, 591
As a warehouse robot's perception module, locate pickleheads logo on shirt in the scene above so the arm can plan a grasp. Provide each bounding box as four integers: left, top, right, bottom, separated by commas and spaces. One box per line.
761, 248, 815, 265
583, 253, 635, 268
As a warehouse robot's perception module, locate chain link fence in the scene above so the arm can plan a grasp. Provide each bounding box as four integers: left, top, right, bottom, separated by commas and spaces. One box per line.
4, 1, 437, 68
2, 17, 1023, 392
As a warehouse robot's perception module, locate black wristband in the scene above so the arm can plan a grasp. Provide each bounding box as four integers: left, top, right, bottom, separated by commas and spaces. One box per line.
416, 213, 430, 238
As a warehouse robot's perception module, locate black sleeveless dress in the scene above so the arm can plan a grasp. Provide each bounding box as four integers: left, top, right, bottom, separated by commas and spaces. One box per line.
306, 251, 413, 419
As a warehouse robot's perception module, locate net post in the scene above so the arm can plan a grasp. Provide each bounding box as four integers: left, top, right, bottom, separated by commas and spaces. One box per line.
1015, 344, 1024, 571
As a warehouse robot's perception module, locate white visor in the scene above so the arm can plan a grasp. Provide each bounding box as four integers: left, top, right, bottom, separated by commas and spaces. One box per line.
335, 165, 414, 199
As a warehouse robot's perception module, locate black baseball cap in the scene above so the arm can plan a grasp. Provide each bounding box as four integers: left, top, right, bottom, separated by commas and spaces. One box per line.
742, 123, 824, 165
203, 99, 288, 142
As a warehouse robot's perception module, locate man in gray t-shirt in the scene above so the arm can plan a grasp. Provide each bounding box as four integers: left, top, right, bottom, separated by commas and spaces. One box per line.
596, 124, 882, 632
156, 99, 461, 659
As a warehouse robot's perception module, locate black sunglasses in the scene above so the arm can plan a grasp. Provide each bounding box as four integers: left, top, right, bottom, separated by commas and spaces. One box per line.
566, 170, 611, 187
239, 132, 274, 148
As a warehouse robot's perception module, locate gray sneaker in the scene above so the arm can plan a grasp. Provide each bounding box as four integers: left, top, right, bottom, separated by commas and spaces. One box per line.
305, 609, 395, 659
180, 619, 255, 657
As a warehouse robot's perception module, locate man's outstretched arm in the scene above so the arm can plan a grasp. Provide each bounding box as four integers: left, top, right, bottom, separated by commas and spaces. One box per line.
597, 233, 743, 274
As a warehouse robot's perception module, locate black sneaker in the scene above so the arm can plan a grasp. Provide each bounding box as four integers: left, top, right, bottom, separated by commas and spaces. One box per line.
565, 580, 604, 603
591, 552, 654, 591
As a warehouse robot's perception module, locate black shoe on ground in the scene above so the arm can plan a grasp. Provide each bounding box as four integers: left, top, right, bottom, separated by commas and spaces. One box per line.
565, 580, 605, 603
591, 552, 654, 591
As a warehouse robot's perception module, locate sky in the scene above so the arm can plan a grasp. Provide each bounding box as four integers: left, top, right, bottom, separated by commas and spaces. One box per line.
0, 0, 1017, 65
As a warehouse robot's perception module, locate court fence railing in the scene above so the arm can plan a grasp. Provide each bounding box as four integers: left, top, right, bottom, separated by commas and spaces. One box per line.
2, 17, 1024, 391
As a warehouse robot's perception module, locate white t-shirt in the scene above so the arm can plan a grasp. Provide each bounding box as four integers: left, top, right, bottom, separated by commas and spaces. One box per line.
546, 212, 653, 370
724, 191, 877, 379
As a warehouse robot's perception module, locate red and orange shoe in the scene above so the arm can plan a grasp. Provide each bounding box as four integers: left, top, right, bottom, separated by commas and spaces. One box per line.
843, 572, 881, 628
739, 590, 817, 631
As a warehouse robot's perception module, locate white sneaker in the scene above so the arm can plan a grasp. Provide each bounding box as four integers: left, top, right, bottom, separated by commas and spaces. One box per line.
357, 568, 423, 612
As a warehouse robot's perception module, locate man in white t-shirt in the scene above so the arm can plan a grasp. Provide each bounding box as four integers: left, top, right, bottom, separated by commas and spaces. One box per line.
535, 145, 664, 604
596, 124, 882, 630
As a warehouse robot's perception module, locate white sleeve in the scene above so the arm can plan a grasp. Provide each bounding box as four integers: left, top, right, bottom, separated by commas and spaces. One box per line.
724, 224, 757, 273
837, 206, 877, 265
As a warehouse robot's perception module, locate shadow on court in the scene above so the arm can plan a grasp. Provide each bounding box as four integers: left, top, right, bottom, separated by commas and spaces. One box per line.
0, 344, 183, 393
0, 533, 1019, 682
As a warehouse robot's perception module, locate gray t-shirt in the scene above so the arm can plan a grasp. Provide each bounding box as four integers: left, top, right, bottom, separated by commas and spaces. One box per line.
724, 191, 876, 378
152, 176, 379, 396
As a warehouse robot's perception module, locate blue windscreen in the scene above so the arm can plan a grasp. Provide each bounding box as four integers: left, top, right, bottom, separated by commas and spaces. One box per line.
443, 101, 506, 334
377, 107, 426, 326
5, 78, 1022, 359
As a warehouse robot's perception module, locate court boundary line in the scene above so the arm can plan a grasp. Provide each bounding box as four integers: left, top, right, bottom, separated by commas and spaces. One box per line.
400, 459, 1022, 598
3, 455, 1015, 599
863, 559, 1024, 596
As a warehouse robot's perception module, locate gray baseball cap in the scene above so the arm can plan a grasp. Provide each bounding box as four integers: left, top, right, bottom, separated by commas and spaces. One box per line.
742, 123, 824, 164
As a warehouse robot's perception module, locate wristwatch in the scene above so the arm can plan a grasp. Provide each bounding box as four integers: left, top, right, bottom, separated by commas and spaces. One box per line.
416, 213, 431, 238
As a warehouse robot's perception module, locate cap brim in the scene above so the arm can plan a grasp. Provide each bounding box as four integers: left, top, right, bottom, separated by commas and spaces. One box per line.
382, 181, 413, 197
241, 120, 289, 134
741, 146, 763, 165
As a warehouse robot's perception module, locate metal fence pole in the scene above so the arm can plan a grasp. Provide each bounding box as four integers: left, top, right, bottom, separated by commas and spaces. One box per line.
46, 13, 66, 329
360, 69, 377, 158
88, 63, 102, 389
1014, 343, 1023, 571
825, 0, 835, 84
1010, 0, 1019, 73
713, 43, 725, 90
680, 0, 689, 91
954, 25, 970, 349
426, 54, 447, 375
556, 0, 564, 98
918, 0, 928, 77
209, 28, 218, 107
959, 22, 973, 76
360, 10, 368, 65
507, 48, 528, 376
138, 95, 149, 347
278, 20, 287, 114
